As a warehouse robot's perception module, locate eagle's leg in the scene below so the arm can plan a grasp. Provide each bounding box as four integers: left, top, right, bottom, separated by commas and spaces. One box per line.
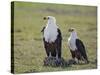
56, 51, 59, 60
55, 48, 61, 60
55, 44, 61, 62
74, 58, 79, 64
82, 57, 89, 64
55, 40, 62, 65
58, 47, 61, 59
82, 53, 89, 63
70, 50, 75, 60
75, 50, 83, 64
56, 44, 61, 59
54, 44, 58, 59
55, 50, 62, 65
70, 50, 79, 64
49, 52, 52, 57
85, 59, 89, 64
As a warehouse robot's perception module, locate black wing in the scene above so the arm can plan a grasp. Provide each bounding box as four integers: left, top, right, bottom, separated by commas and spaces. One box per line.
55, 28, 62, 58
76, 39, 88, 61
57, 28, 62, 40
41, 26, 45, 33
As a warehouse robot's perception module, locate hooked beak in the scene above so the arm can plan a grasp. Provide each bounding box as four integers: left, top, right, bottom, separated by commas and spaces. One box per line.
68, 29, 72, 32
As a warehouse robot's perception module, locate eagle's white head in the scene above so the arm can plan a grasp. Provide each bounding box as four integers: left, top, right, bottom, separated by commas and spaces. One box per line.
68, 28, 78, 39
68, 28, 75, 32
43, 16, 56, 25
43, 16, 58, 43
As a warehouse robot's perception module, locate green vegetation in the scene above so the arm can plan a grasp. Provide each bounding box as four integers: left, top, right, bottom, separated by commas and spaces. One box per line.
12, 1, 97, 73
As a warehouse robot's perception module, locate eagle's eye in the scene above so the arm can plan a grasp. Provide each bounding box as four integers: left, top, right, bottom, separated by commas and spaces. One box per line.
48, 17, 49, 20
71, 28, 74, 31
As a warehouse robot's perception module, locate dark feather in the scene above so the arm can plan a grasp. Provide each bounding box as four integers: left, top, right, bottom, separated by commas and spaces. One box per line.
41, 26, 45, 33
76, 39, 88, 61
55, 28, 62, 58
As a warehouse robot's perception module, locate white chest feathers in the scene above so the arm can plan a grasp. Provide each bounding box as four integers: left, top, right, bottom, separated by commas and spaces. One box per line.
44, 25, 58, 43
68, 31, 78, 51
68, 37, 77, 51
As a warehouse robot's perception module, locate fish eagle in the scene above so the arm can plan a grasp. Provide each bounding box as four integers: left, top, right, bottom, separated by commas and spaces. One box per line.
41, 16, 62, 60
68, 28, 89, 63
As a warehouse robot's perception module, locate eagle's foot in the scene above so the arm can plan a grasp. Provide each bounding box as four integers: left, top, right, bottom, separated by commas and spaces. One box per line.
43, 57, 65, 67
